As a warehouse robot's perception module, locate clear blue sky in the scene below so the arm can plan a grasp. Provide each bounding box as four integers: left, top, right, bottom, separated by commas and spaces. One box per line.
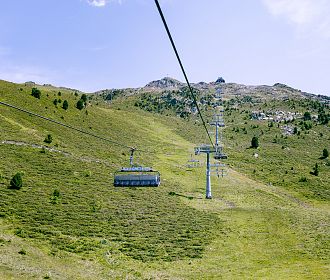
0, 0, 329, 95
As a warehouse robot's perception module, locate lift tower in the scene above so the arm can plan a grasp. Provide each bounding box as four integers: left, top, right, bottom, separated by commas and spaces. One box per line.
194, 88, 227, 199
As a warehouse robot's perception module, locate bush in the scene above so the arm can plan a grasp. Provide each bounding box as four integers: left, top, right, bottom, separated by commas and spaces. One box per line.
44, 134, 53, 144
31, 87, 41, 99
10, 173, 23, 189
50, 189, 61, 204
81, 94, 88, 103
62, 100, 69, 110
310, 163, 319, 176
76, 99, 84, 110
251, 136, 259, 148
323, 148, 329, 159
303, 121, 312, 130
53, 189, 60, 198
299, 177, 307, 182
303, 111, 311, 121
18, 249, 27, 255
318, 111, 329, 125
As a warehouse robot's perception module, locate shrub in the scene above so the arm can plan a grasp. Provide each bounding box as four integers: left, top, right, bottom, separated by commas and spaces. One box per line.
303, 111, 311, 121
323, 148, 329, 159
53, 189, 60, 198
62, 100, 69, 110
310, 163, 319, 176
299, 177, 307, 182
303, 121, 312, 130
10, 173, 23, 189
81, 94, 88, 103
251, 136, 259, 148
31, 88, 41, 99
76, 99, 84, 110
318, 111, 329, 125
18, 249, 27, 255
50, 189, 61, 204
44, 134, 53, 144
53, 99, 58, 106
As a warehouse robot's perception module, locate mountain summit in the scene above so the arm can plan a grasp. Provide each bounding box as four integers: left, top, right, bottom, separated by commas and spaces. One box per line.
144, 77, 184, 89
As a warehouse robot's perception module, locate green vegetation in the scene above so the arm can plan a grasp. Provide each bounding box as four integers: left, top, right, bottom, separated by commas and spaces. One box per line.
311, 163, 320, 176
62, 100, 69, 110
81, 94, 88, 103
44, 134, 53, 144
251, 135, 259, 148
18, 248, 27, 255
31, 87, 41, 99
0, 79, 329, 279
76, 99, 84, 110
303, 111, 311, 121
9, 172, 23, 190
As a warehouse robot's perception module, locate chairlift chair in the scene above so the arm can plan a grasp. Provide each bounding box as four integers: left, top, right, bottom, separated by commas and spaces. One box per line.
214, 145, 228, 160
114, 148, 161, 187
186, 154, 201, 169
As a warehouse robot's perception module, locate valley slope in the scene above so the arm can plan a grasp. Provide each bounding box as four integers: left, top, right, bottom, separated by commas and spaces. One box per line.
0, 79, 329, 279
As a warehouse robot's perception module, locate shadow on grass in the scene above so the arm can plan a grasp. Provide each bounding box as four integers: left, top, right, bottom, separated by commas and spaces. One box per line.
168, 191, 203, 200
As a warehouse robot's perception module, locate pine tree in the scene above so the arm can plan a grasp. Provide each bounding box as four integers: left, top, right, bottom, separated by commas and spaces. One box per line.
76, 99, 84, 110
303, 111, 311, 121
81, 94, 88, 103
31, 87, 41, 99
311, 163, 319, 176
251, 136, 259, 148
10, 173, 23, 189
62, 100, 69, 110
44, 134, 53, 144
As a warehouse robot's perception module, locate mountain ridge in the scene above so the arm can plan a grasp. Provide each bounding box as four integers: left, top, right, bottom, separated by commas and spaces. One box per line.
3, 77, 329, 102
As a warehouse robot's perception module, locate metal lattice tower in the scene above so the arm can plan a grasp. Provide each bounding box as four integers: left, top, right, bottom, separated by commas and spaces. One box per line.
194, 87, 227, 199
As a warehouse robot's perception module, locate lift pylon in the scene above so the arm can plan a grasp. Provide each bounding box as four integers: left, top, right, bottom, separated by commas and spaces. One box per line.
193, 87, 228, 199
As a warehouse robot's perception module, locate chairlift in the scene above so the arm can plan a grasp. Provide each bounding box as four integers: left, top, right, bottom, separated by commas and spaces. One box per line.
216, 168, 227, 178
214, 152, 228, 160
214, 145, 228, 160
186, 154, 201, 169
114, 148, 161, 187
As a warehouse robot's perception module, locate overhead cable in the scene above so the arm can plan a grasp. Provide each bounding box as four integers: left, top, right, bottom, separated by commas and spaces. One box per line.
154, 0, 215, 147
0, 101, 139, 151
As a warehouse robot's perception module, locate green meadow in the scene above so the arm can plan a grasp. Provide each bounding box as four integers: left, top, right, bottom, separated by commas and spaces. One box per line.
0, 80, 329, 279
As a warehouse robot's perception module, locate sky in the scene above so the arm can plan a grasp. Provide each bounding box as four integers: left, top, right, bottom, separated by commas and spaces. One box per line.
0, 0, 329, 95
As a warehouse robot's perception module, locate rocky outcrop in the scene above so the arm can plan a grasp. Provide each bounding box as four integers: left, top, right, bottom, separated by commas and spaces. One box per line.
144, 77, 184, 89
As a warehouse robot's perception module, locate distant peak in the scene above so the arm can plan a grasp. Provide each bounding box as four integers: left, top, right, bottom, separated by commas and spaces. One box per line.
144, 77, 184, 89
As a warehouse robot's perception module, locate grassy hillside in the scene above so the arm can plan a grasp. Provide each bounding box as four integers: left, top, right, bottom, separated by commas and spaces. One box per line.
0, 80, 329, 279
